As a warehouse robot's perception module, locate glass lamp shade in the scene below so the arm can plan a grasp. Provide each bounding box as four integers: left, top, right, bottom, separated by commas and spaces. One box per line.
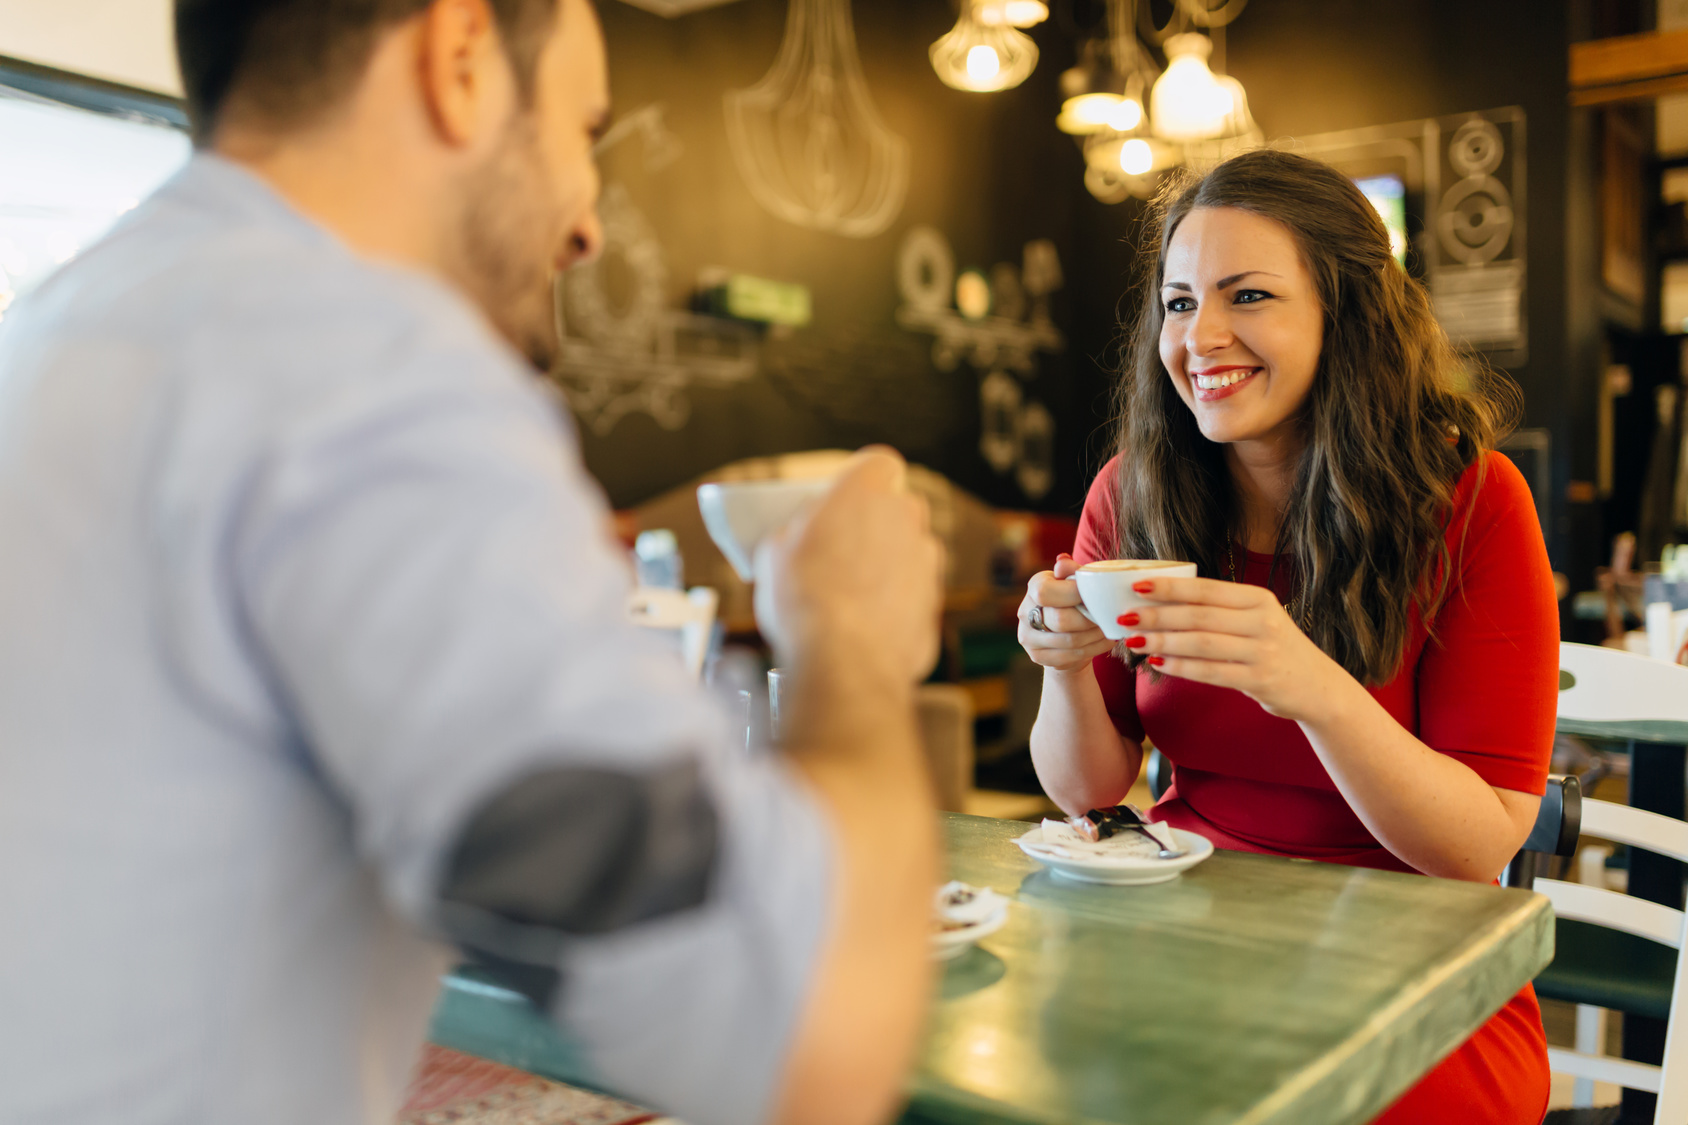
973, 0, 1049, 27
1149, 33, 1249, 142
1081, 132, 1175, 201
931, 11, 1039, 92
1086, 134, 1173, 177
1058, 89, 1144, 134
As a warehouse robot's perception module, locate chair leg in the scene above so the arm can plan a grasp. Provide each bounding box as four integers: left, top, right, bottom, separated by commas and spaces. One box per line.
1572, 1004, 1609, 1108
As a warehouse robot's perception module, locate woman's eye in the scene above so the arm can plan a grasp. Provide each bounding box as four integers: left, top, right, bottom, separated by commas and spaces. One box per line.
1165, 296, 1195, 313
1234, 289, 1274, 305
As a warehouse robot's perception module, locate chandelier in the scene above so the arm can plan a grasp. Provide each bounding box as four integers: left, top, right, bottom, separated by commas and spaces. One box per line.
1058, 0, 1259, 203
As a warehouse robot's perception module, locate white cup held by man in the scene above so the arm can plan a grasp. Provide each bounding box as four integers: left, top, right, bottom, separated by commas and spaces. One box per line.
696, 478, 836, 582
1074, 560, 1199, 640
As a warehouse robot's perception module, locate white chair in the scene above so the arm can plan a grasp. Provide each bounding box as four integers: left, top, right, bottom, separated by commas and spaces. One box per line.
627, 586, 718, 682
1535, 642, 1688, 1118
1556, 641, 1688, 741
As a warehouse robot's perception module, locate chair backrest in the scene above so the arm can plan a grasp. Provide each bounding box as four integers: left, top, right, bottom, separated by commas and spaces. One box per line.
1146, 747, 1171, 802
1536, 800, 1688, 1118
627, 586, 719, 681
1557, 641, 1688, 744
1501, 774, 1581, 890
1542, 643, 1688, 1120
915, 683, 974, 814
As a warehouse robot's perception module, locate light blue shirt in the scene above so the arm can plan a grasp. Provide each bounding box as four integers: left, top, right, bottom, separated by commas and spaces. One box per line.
0, 155, 830, 1125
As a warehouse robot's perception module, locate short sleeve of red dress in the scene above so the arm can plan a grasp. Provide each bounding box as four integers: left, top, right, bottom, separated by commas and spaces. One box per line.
1412, 451, 1559, 794
1070, 459, 1143, 745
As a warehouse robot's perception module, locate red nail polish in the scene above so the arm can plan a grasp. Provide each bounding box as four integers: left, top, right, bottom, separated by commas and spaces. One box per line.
1148, 655, 1166, 667
1125, 635, 1147, 649
1133, 581, 1154, 594
1117, 612, 1140, 627
1058, 552, 1073, 561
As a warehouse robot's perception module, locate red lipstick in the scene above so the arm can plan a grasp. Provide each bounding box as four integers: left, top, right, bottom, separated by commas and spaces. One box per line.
1190, 365, 1261, 402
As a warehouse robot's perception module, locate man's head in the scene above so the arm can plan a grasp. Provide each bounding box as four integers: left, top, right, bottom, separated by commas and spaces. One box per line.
175, 0, 609, 368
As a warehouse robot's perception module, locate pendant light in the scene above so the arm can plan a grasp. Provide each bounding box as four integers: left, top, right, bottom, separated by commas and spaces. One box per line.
1149, 32, 1249, 142
1057, 65, 1146, 135
931, 6, 1039, 93
973, 0, 1049, 27
1058, 0, 1258, 203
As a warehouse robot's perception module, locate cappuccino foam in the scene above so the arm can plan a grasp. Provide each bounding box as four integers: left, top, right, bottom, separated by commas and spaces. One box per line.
1079, 559, 1185, 572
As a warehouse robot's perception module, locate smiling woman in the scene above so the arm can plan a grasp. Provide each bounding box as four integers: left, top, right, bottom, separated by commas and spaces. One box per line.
1016, 149, 1559, 1125
1120, 150, 1520, 684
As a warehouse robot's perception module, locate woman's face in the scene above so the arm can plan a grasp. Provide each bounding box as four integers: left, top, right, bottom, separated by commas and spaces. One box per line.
1158, 206, 1324, 449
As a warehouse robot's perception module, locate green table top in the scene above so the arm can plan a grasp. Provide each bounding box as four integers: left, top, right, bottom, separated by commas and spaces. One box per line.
428, 813, 1552, 1125
905, 815, 1553, 1125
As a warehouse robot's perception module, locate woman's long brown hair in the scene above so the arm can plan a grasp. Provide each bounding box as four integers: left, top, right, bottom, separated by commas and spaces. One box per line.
1109, 148, 1520, 684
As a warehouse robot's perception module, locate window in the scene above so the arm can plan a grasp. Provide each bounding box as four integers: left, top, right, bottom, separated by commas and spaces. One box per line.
1353, 174, 1408, 266
0, 59, 190, 321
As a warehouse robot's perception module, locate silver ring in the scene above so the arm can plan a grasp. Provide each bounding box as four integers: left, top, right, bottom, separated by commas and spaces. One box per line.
1028, 604, 1050, 632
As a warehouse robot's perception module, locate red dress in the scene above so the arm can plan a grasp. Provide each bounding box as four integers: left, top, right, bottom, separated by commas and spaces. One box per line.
1073, 451, 1556, 1125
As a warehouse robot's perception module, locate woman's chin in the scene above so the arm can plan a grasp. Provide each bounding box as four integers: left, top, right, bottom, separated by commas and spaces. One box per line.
1195, 416, 1256, 445
1194, 408, 1296, 448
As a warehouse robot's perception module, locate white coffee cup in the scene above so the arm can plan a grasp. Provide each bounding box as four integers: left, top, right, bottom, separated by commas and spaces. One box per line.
1074, 560, 1199, 640
697, 478, 836, 582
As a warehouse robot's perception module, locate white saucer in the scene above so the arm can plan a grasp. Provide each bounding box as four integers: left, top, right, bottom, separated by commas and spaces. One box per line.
1014, 824, 1214, 885
932, 902, 1009, 960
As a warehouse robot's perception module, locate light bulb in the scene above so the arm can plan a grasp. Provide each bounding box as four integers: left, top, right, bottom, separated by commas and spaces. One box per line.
967, 45, 1002, 83
1108, 97, 1143, 132
1150, 33, 1245, 142
1120, 139, 1154, 176
931, 11, 1039, 92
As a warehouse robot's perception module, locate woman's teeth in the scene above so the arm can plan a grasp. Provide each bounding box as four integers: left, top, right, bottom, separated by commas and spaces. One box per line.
1194, 369, 1254, 390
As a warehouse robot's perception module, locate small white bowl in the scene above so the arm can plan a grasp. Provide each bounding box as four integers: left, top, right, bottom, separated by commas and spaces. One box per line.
932, 902, 1009, 960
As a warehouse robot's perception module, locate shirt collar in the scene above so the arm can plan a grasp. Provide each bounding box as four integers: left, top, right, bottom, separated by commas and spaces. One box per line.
161, 151, 340, 249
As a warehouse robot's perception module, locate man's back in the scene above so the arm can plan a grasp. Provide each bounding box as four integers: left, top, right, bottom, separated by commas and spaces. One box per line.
0, 156, 832, 1124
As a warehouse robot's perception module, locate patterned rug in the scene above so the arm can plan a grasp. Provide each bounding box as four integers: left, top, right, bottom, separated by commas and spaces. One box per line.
400, 1045, 670, 1125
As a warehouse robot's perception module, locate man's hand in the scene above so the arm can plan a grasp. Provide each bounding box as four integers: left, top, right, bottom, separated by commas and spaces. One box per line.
753, 448, 944, 688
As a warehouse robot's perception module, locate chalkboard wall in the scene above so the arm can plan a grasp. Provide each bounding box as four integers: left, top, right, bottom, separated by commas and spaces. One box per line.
576, 0, 1119, 516
578, 0, 1581, 569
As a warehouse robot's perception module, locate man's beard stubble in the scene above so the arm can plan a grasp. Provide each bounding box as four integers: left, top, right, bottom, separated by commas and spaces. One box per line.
444, 115, 563, 372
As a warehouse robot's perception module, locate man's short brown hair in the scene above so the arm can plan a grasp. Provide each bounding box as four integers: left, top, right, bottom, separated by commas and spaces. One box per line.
175, 0, 559, 142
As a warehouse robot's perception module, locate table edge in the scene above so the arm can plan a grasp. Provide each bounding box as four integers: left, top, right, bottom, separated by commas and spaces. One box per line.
1235, 886, 1554, 1125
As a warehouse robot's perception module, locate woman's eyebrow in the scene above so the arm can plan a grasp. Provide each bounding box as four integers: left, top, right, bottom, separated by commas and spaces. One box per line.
1161, 270, 1285, 293
1217, 270, 1283, 289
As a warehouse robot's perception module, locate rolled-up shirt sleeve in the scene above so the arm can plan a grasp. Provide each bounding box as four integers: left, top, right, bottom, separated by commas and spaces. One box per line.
231, 324, 831, 1125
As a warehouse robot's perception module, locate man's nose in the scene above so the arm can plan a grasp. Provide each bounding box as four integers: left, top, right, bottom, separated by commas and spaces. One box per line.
561, 209, 604, 270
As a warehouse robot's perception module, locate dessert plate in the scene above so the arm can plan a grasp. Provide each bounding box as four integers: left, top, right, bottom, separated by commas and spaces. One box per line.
932, 881, 1009, 960
1014, 821, 1213, 886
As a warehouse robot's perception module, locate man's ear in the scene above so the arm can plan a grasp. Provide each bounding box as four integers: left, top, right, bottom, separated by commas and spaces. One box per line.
417, 0, 510, 147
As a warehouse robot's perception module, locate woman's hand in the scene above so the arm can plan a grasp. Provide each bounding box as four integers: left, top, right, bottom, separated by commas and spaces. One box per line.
1017, 555, 1117, 673
1124, 576, 1355, 723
